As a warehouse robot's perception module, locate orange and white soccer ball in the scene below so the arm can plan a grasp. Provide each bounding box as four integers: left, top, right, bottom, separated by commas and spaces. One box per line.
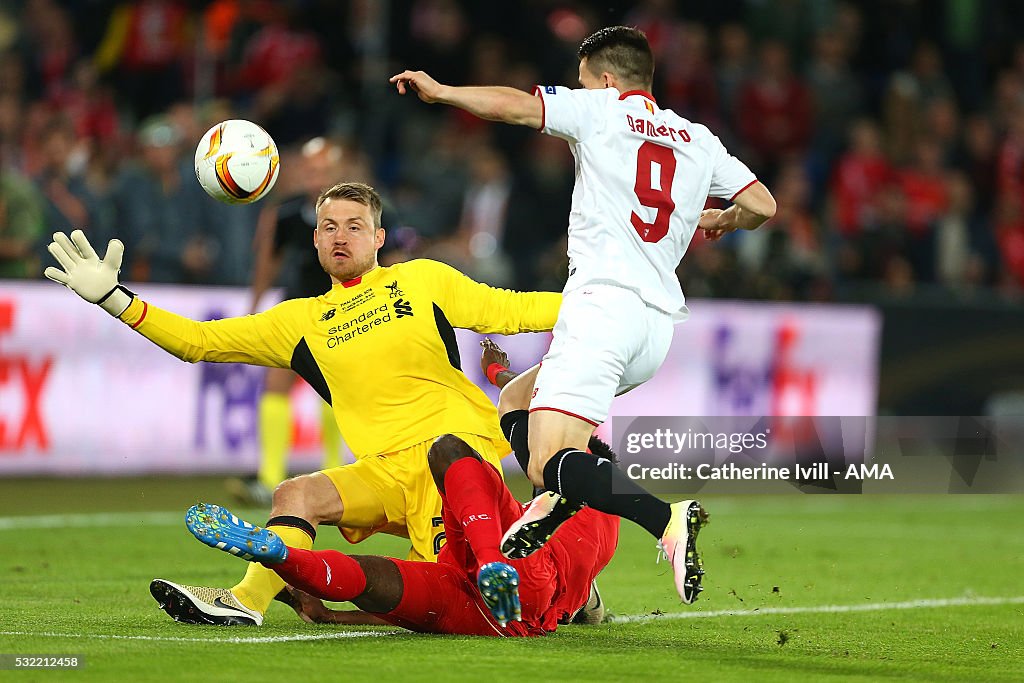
194, 119, 280, 204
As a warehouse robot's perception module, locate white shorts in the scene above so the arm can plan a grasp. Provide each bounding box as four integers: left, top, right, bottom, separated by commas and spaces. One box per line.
530, 284, 674, 425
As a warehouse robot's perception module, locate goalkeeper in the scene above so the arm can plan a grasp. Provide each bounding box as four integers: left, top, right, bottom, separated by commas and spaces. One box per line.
44, 181, 560, 627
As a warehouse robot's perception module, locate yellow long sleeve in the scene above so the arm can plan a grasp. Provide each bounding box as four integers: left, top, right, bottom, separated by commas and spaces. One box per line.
420, 259, 561, 334
113, 260, 560, 457
118, 297, 297, 367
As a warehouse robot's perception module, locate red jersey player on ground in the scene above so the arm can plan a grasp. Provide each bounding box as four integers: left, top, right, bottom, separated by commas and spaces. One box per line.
184, 430, 619, 635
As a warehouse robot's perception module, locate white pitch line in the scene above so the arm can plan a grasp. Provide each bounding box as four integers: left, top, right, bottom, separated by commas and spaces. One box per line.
0, 630, 394, 643
2, 596, 1021, 642
0, 511, 182, 530
609, 595, 1024, 623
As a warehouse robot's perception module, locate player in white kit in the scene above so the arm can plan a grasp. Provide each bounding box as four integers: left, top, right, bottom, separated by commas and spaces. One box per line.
391, 26, 776, 604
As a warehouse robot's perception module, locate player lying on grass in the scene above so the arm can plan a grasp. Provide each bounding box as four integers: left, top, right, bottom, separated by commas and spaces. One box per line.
43, 181, 560, 626
265, 340, 607, 627
184, 431, 619, 635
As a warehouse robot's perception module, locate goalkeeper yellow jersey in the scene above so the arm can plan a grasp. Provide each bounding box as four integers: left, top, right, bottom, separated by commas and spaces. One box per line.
117, 259, 560, 457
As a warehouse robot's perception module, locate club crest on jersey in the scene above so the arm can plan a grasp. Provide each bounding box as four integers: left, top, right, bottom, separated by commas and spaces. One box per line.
385, 280, 404, 298
320, 308, 337, 322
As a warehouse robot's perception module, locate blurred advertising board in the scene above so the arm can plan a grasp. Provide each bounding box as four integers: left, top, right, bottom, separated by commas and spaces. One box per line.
0, 281, 880, 475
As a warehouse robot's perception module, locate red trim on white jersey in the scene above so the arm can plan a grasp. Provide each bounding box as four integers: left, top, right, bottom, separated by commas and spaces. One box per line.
529, 406, 601, 427
532, 85, 546, 132
729, 179, 759, 202
618, 89, 657, 104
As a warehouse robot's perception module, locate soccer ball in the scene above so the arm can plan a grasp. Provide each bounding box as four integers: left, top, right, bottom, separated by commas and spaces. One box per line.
194, 119, 280, 204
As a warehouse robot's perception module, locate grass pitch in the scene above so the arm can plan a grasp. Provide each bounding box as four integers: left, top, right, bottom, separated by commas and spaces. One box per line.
0, 476, 1021, 682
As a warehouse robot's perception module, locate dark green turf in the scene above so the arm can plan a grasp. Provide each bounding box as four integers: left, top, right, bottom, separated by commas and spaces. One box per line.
0, 477, 1021, 681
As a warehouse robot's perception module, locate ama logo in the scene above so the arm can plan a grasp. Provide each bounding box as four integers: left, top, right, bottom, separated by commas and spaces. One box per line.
710, 322, 817, 416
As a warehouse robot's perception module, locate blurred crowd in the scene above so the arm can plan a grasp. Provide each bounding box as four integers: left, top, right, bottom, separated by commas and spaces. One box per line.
1, 0, 1024, 303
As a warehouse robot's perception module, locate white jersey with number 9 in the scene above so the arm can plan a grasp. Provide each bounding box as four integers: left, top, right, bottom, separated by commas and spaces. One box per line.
534, 85, 757, 322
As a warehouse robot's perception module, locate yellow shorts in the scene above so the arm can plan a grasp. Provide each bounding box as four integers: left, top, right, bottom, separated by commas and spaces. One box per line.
321, 432, 510, 562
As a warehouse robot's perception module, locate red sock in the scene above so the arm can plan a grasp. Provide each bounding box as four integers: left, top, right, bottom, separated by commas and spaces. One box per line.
443, 458, 505, 567
271, 548, 367, 602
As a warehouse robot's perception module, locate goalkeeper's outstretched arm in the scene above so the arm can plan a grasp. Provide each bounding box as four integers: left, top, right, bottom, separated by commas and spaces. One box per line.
45, 230, 294, 368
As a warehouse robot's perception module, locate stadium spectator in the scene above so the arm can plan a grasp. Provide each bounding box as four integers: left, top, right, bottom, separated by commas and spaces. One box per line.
21, 0, 78, 102
0, 151, 46, 278
660, 22, 720, 129
830, 119, 892, 241
395, 119, 470, 238
714, 22, 753, 138
33, 115, 97, 236
0, 91, 27, 172
233, 5, 330, 146
806, 28, 863, 168
934, 171, 991, 289
997, 214, 1024, 291
739, 160, 828, 301
997, 105, 1024, 207
899, 139, 949, 242
959, 114, 999, 215
452, 140, 515, 287
623, 0, 679, 60
883, 41, 954, 164
924, 98, 961, 165
849, 183, 913, 285
737, 40, 814, 174
503, 134, 574, 291
744, 0, 831, 63
406, 0, 471, 86
94, 0, 190, 119
51, 60, 120, 146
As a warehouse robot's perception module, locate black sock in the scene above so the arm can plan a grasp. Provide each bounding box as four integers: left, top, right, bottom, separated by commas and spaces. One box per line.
500, 410, 530, 475
266, 515, 316, 543
500, 410, 544, 497
542, 449, 671, 539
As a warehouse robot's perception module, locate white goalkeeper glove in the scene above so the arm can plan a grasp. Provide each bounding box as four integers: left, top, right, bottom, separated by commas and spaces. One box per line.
43, 230, 135, 317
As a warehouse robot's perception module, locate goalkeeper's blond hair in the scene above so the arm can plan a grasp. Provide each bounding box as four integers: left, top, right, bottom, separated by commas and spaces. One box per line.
316, 182, 383, 229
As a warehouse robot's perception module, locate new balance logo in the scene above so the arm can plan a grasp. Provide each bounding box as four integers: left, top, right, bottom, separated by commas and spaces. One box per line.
322, 558, 332, 585
320, 308, 336, 322
394, 299, 413, 318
